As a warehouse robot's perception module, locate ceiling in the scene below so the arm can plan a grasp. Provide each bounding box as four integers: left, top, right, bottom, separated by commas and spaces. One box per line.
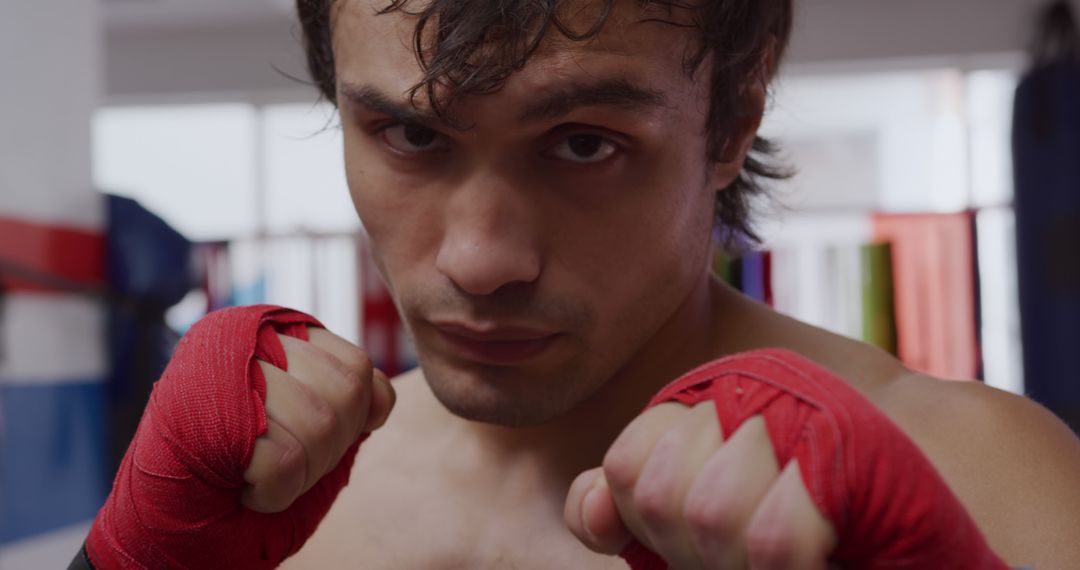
103, 0, 295, 31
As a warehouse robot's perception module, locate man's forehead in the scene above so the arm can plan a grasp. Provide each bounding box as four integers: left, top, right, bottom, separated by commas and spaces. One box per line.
330, 0, 699, 106
331, 0, 696, 43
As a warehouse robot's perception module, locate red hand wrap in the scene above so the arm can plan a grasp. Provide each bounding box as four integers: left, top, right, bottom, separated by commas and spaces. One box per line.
87, 305, 364, 569
620, 349, 1008, 570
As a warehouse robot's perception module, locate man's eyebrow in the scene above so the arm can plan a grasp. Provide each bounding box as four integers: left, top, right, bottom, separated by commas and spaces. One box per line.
339, 83, 440, 125
339, 79, 668, 126
518, 78, 668, 123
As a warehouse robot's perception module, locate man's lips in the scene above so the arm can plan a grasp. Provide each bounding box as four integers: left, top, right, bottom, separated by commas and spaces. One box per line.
430, 321, 560, 365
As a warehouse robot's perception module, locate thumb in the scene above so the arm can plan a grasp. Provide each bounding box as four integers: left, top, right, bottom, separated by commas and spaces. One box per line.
362, 369, 396, 433
564, 467, 634, 555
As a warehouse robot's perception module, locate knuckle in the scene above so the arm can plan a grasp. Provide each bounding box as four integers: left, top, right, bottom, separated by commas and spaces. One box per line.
272, 437, 307, 494
632, 479, 676, 526
745, 520, 799, 567
307, 396, 340, 441
337, 368, 369, 409
321, 350, 372, 409
337, 346, 373, 376
601, 440, 644, 492
684, 495, 742, 539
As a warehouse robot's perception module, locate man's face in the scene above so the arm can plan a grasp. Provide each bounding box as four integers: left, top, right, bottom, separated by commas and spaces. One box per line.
332, 0, 744, 426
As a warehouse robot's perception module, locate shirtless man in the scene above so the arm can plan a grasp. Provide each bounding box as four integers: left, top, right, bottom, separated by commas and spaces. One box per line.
77, 1, 1080, 568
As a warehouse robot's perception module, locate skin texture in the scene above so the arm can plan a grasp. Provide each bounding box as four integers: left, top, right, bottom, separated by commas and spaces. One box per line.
563, 406, 837, 570
269, 1, 1080, 568
333, 0, 751, 431
241, 328, 395, 514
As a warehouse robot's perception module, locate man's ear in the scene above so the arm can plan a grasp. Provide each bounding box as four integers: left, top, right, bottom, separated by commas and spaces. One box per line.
708, 36, 776, 188
708, 81, 766, 188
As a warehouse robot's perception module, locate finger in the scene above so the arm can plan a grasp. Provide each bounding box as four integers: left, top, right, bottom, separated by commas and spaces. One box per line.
242, 418, 307, 513
305, 328, 395, 434
684, 415, 780, 569
565, 468, 633, 555
745, 460, 836, 570
603, 402, 689, 539
260, 359, 346, 494
363, 368, 396, 433
630, 401, 722, 570
278, 334, 373, 445
305, 328, 374, 380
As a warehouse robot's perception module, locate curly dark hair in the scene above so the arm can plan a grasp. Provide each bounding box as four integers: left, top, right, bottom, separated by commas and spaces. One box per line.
296, 0, 793, 250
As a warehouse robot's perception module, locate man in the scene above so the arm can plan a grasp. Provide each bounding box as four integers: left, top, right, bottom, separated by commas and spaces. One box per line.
78, 0, 1080, 568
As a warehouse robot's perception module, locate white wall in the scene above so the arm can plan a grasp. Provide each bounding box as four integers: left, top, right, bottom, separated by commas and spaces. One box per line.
103, 0, 1080, 99
789, 0, 1060, 69
106, 18, 308, 100
1, 1, 107, 567
2, 1, 103, 226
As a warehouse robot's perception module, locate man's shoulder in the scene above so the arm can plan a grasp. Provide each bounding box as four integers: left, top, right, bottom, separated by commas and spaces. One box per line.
873, 370, 1071, 460
877, 372, 1080, 567
875, 371, 1063, 437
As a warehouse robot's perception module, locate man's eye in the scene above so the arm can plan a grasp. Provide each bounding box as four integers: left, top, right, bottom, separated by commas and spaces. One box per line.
548, 134, 618, 164
381, 124, 447, 153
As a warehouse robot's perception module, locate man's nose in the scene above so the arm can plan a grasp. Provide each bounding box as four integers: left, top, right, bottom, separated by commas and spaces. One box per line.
434, 176, 542, 296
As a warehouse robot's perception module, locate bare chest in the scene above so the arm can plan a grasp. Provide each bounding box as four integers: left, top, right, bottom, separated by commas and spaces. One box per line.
280, 436, 626, 569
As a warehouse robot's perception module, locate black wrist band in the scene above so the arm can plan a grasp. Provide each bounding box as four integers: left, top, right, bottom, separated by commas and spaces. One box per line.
67, 544, 95, 570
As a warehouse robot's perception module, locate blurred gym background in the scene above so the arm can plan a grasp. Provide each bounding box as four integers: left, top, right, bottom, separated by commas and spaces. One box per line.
2, 0, 1078, 566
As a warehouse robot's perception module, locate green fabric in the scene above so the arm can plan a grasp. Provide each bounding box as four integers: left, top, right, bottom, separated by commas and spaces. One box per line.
861, 242, 897, 354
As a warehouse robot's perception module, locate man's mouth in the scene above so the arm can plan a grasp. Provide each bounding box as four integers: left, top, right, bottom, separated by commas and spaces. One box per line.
429, 321, 561, 365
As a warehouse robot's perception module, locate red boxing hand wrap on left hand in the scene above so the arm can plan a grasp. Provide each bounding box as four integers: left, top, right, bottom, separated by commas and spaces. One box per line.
621, 349, 1009, 570
87, 305, 364, 569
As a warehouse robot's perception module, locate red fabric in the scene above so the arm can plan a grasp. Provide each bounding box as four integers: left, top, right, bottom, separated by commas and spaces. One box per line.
0, 215, 104, 293
87, 305, 365, 569
359, 240, 405, 376
621, 349, 1007, 570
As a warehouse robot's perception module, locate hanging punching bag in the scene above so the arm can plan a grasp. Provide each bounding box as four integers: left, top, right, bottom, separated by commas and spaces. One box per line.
1012, 1, 1080, 433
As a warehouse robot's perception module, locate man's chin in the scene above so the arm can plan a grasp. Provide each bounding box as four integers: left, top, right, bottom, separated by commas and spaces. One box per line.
437, 396, 549, 427
419, 357, 585, 427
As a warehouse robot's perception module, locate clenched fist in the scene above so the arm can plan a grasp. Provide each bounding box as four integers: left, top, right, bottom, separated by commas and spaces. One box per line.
85, 306, 397, 570
565, 349, 1009, 570
566, 403, 836, 569
243, 328, 396, 513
